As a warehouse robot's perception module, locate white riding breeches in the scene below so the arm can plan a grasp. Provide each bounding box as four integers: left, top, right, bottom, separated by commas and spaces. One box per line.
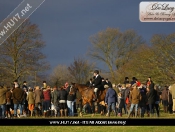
94, 88, 98, 92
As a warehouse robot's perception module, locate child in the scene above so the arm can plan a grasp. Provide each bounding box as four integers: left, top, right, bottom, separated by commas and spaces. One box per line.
117, 92, 124, 117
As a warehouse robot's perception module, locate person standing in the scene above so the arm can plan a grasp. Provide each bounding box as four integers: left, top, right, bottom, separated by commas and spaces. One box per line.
5, 87, 12, 118
51, 87, 59, 117
169, 84, 175, 114
67, 87, 76, 117
128, 83, 141, 118
0, 85, 8, 119
147, 82, 157, 117
161, 86, 169, 113
42, 86, 51, 117
154, 86, 160, 117
27, 88, 35, 117
58, 86, 68, 117
12, 84, 24, 118
105, 85, 117, 117
93, 70, 103, 100
168, 86, 173, 114
34, 86, 42, 117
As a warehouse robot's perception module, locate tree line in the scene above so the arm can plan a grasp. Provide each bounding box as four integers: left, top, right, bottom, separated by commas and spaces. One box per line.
0, 19, 174, 86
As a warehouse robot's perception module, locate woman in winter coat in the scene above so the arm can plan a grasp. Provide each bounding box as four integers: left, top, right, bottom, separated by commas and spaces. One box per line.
27, 88, 35, 116
147, 83, 157, 117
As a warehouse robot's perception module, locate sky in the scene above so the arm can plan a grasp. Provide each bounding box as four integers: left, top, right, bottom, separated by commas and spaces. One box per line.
0, 0, 175, 74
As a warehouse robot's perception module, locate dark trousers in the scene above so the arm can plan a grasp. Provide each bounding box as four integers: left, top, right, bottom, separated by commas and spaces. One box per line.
43, 100, 51, 112
149, 104, 155, 115
154, 104, 159, 116
168, 104, 173, 114
140, 106, 145, 117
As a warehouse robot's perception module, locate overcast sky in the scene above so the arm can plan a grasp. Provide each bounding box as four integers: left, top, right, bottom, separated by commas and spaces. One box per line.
0, 0, 175, 74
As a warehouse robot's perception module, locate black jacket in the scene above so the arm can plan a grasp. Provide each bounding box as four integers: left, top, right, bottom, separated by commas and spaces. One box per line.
93, 75, 103, 90
58, 89, 68, 101
147, 88, 157, 104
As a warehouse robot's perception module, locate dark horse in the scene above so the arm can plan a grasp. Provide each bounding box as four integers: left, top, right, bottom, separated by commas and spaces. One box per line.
71, 83, 108, 116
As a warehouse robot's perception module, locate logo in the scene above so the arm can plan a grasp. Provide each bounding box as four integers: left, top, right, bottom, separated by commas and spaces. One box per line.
140, 2, 175, 22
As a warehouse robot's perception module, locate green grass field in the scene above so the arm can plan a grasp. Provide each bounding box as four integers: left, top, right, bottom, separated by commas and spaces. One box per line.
1, 106, 175, 132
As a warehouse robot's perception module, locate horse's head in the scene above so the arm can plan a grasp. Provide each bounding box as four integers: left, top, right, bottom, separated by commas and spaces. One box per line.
70, 82, 77, 91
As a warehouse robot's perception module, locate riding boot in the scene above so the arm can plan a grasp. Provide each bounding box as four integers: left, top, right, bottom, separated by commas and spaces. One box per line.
94, 92, 98, 101
60, 109, 63, 117
64, 109, 67, 117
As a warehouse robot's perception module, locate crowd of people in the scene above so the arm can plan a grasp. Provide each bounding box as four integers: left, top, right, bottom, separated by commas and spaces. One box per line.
0, 71, 175, 119
103, 77, 175, 118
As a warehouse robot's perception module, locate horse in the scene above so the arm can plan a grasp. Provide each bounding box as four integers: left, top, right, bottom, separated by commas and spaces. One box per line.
70, 83, 108, 116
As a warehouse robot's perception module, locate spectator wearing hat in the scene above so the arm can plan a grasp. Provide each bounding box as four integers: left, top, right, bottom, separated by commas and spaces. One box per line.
101, 78, 106, 87
124, 77, 129, 84
92, 70, 103, 101
105, 84, 117, 117
86, 78, 93, 87
0, 85, 8, 119
43, 81, 47, 89
106, 78, 112, 88
130, 77, 137, 86
22, 81, 28, 90
128, 83, 141, 118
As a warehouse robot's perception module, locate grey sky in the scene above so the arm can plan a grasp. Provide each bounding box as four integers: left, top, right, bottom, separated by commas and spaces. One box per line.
0, 0, 175, 73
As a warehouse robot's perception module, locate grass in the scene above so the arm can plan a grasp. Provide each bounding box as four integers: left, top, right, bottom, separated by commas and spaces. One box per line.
1, 105, 175, 132
0, 126, 175, 132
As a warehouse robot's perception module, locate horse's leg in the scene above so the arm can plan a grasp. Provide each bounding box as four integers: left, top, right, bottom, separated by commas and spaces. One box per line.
89, 101, 95, 117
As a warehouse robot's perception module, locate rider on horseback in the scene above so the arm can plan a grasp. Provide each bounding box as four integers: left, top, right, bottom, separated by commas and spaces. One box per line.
92, 70, 103, 101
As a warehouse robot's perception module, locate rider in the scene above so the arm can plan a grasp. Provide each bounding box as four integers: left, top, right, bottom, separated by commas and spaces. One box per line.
92, 70, 103, 101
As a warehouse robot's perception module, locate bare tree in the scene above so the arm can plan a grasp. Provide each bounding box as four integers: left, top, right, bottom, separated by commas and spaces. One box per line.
68, 58, 95, 84
49, 65, 71, 87
0, 19, 49, 85
88, 28, 144, 82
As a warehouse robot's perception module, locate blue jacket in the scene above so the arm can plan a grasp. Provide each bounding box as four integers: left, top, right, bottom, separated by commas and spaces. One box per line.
105, 88, 117, 104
